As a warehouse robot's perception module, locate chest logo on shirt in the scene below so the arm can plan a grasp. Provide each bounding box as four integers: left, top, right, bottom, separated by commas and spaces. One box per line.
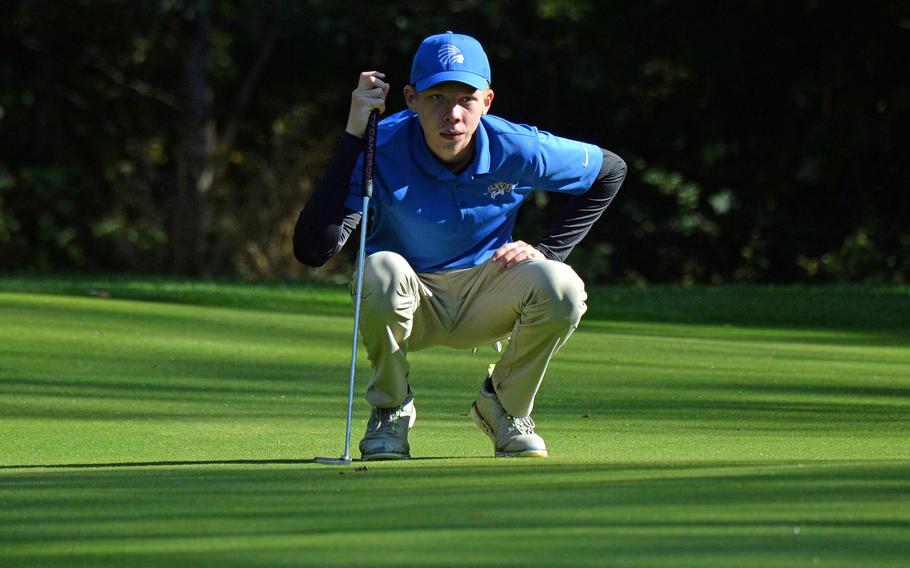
485, 181, 517, 199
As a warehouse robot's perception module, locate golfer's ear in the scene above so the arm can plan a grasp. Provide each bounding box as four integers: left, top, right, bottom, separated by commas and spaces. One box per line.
403, 85, 417, 109
482, 87, 494, 115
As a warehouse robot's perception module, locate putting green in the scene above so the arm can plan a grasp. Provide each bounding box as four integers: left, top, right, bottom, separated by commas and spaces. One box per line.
0, 279, 908, 566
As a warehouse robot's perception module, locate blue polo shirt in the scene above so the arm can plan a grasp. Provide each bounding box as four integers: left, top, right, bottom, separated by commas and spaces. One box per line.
345, 110, 604, 272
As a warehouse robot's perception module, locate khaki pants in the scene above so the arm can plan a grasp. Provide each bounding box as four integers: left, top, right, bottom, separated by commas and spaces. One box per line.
355, 251, 587, 417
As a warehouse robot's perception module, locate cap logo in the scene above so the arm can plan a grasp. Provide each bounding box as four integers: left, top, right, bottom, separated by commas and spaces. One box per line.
437, 44, 465, 66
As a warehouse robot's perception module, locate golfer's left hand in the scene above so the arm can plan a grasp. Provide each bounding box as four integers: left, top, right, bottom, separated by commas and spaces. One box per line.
492, 240, 544, 269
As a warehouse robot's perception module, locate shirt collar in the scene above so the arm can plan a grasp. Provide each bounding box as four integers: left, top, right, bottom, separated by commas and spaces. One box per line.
473, 117, 491, 175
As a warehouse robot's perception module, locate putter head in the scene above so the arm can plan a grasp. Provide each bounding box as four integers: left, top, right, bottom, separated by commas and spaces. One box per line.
314, 456, 353, 465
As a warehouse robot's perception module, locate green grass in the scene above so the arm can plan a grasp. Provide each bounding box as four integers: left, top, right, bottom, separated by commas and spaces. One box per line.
1, 275, 908, 567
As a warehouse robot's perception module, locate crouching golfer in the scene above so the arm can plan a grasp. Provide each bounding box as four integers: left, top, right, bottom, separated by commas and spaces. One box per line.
294, 32, 626, 460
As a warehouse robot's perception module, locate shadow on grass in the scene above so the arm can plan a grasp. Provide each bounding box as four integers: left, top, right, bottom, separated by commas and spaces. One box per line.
584, 285, 910, 332
0, 455, 467, 470
1, 320, 906, 426
2, 274, 909, 336
0, 274, 353, 319
0, 460, 907, 566
0, 459, 321, 470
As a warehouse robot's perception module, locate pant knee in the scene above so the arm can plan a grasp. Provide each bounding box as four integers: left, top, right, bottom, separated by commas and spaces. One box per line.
526, 261, 587, 325
360, 251, 417, 317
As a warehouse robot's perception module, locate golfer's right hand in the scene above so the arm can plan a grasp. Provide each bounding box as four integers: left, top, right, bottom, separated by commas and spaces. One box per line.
346, 71, 389, 138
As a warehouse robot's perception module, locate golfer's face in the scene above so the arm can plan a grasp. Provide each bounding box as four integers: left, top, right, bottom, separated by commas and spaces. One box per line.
408, 81, 493, 168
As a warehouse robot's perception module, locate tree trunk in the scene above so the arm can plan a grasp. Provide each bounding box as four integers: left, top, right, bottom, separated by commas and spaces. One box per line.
173, 0, 214, 276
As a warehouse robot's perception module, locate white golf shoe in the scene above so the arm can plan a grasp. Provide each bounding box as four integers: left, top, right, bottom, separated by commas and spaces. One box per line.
359, 394, 416, 461
470, 379, 548, 458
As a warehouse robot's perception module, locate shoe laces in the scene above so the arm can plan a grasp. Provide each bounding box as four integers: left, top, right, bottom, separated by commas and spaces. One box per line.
509, 416, 536, 436
371, 406, 403, 434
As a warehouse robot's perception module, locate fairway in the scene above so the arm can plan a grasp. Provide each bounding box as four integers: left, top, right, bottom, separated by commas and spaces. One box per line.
1, 278, 908, 567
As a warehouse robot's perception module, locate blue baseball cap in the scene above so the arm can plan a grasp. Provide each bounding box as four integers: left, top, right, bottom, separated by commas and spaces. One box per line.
410, 31, 491, 92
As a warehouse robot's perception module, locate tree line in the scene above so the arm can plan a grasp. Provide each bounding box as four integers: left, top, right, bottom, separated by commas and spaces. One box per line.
1, 0, 907, 284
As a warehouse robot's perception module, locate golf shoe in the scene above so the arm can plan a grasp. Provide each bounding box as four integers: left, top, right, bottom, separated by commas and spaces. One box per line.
470, 378, 548, 458
359, 394, 416, 460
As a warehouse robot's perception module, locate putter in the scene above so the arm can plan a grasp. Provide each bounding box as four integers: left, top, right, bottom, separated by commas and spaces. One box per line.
315, 109, 379, 466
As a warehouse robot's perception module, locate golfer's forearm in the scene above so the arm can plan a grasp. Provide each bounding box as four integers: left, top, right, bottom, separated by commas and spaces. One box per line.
535, 149, 626, 262
293, 133, 364, 267
294, 210, 361, 267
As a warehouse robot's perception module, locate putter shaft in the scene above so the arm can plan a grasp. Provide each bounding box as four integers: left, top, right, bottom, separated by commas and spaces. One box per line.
338, 110, 379, 462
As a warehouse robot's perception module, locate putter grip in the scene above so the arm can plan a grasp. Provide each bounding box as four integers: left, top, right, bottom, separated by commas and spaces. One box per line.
362, 109, 378, 199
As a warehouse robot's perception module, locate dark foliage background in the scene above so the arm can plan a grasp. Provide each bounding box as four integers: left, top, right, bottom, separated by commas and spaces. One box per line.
1, 0, 908, 283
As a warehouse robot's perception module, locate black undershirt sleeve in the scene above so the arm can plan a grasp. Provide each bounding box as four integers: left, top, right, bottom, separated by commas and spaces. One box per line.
534, 149, 627, 263
293, 133, 363, 267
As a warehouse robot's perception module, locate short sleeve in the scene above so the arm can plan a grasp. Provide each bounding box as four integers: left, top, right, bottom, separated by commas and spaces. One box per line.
533, 130, 604, 195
